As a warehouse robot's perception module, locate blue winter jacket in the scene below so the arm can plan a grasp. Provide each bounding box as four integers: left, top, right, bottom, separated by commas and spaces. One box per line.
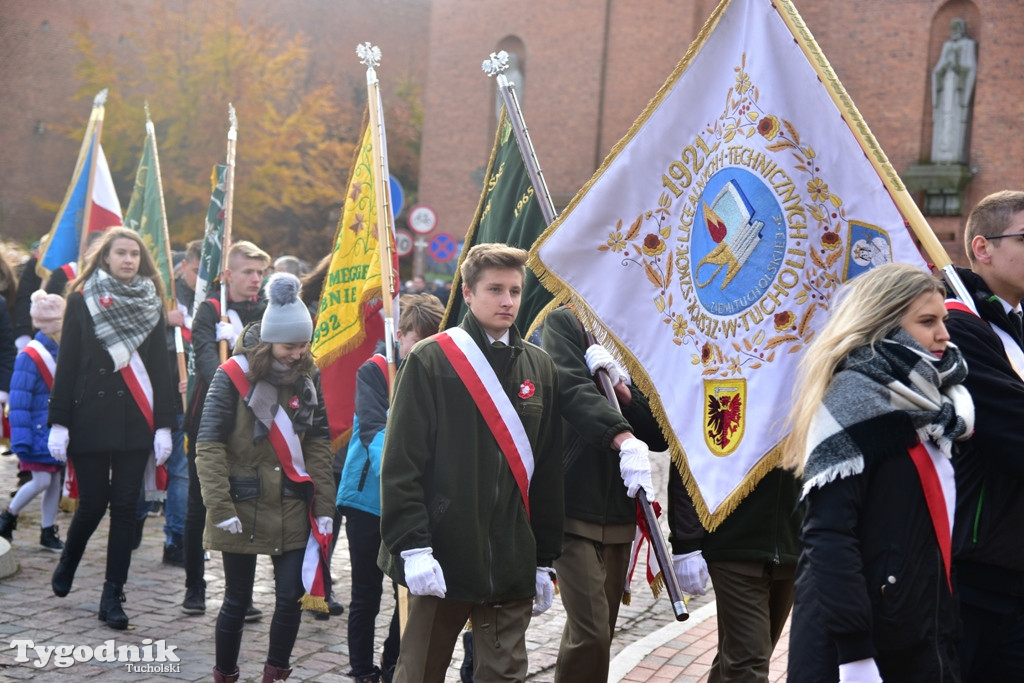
337, 353, 390, 516
10, 332, 62, 466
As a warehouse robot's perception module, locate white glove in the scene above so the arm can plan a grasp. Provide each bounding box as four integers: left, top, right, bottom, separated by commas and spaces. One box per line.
215, 321, 237, 345
316, 516, 333, 536
672, 550, 709, 595
153, 428, 172, 466
400, 547, 447, 598
618, 437, 654, 500
216, 516, 243, 534
0, 391, 7, 404
14, 335, 30, 352
838, 658, 882, 683
48, 424, 69, 463
533, 568, 555, 616
584, 344, 630, 386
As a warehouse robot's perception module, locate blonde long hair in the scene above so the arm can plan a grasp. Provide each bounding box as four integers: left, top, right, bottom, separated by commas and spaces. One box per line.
67, 227, 165, 300
781, 263, 945, 474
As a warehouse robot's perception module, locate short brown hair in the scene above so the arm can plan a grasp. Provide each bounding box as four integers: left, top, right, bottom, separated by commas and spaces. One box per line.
964, 190, 1024, 264
398, 293, 445, 338
459, 243, 527, 292
185, 239, 202, 262
227, 240, 271, 269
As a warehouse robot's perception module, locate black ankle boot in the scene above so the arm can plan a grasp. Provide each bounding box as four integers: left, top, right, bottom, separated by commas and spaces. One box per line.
39, 525, 64, 552
0, 509, 17, 541
52, 549, 81, 597
99, 581, 129, 630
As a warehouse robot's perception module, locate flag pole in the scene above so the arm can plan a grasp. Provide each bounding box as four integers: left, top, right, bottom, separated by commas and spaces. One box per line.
358, 42, 398, 390
485, 51, 688, 621
36, 91, 103, 278
770, 0, 975, 312
145, 103, 188, 411
219, 104, 238, 362
79, 89, 109, 266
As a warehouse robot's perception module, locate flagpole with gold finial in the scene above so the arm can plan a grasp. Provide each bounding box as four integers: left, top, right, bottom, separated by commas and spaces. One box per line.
145, 102, 188, 411
79, 89, 109, 267
219, 104, 238, 362
358, 42, 398, 390
485, 50, 688, 621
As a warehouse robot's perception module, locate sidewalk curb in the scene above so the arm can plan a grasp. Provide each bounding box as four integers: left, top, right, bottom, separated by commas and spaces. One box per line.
608, 600, 718, 682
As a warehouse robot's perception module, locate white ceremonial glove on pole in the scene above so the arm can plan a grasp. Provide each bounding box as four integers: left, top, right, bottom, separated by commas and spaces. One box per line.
316, 516, 333, 536
618, 437, 654, 500
672, 551, 710, 595
838, 658, 883, 683
153, 428, 172, 466
401, 547, 447, 598
533, 568, 556, 616
48, 424, 69, 463
216, 516, 243, 534
216, 321, 237, 346
584, 344, 631, 386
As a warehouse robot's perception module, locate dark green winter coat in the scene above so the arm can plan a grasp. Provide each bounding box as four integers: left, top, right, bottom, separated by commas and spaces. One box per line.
541, 305, 668, 539
378, 312, 563, 603
196, 325, 335, 555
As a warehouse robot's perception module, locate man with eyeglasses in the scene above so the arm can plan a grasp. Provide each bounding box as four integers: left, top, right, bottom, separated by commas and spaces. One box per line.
944, 190, 1024, 682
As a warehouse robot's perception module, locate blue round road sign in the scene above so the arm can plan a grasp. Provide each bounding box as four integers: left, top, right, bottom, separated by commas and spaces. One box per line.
428, 232, 458, 263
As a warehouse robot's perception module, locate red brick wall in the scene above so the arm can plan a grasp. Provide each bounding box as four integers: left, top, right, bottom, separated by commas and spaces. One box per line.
0, 0, 429, 246
418, 0, 1023, 265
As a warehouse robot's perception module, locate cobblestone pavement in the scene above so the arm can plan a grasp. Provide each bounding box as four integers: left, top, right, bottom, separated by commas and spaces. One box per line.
0, 449, 788, 682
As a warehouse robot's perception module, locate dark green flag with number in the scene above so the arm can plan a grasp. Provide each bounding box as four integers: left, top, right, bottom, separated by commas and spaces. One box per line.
441, 107, 552, 337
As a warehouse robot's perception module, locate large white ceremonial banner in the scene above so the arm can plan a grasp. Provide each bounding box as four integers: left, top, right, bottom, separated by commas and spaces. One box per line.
530, 0, 929, 528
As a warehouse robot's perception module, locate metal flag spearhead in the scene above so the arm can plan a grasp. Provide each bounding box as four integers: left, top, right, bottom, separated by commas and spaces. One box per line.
481, 50, 509, 78
356, 42, 382, 69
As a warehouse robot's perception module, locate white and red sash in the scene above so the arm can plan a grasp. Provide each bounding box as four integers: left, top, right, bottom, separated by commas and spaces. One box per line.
946, 299, 1024, 378
120, 351, 167, 501
23, 341, 77, 502
23, 340, 56, 390
908, 440, 956, 592
222, 355, 332, 612
435, 328, 535, 517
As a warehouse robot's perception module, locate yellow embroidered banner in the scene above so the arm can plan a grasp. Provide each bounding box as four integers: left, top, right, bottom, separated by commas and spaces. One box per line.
313, 110, 387, 449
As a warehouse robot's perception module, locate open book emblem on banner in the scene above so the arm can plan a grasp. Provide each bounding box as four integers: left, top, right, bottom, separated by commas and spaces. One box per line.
704, 378, 746, 456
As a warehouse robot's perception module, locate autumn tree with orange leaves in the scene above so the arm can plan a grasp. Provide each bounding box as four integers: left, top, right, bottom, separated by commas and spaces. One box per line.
71, 2, 420, 263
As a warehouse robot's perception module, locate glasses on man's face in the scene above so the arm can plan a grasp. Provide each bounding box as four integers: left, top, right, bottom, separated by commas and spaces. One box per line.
985, 232, 1024, 241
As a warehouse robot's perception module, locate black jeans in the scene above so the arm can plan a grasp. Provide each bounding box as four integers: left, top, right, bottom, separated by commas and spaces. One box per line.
216, 548, 305, 673
65, 449, 150, 585
344, 506, 400, 676
184, 443, 206, 588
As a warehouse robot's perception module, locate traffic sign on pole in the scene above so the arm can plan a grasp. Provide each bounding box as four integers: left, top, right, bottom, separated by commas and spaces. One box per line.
428, 232, 458, 263
395, 229, 414, 257
407, 204, 437, 235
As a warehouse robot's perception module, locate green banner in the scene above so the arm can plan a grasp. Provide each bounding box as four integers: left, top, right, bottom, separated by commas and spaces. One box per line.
442, 108, 550, 337
125, 132, 172, 290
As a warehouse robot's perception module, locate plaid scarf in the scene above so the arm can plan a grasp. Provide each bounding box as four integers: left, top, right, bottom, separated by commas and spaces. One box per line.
83, 269, 162, 371
801, 328, 974, 498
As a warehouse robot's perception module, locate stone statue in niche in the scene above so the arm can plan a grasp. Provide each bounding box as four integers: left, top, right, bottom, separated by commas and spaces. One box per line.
931, 18, 977, 164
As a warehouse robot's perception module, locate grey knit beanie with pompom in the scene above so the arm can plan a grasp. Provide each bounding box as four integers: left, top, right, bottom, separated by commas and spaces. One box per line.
260, 272, 313, 343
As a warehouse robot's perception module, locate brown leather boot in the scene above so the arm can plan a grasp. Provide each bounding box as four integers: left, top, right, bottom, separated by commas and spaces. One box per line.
212, 666, 239, 682
261, 662, 292, 681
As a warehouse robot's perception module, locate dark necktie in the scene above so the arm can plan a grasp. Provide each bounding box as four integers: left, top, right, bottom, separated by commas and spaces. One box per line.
1011, 310, 1024, 340
491, 340, 507, 349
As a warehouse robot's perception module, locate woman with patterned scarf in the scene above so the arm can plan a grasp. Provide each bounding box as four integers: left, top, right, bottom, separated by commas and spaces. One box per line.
196, 272, 335, 683
47, 227, 176, 630
783, 263, 975, 683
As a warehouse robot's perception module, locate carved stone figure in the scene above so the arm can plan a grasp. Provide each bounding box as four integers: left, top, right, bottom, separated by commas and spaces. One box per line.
931, 18, 977, 164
